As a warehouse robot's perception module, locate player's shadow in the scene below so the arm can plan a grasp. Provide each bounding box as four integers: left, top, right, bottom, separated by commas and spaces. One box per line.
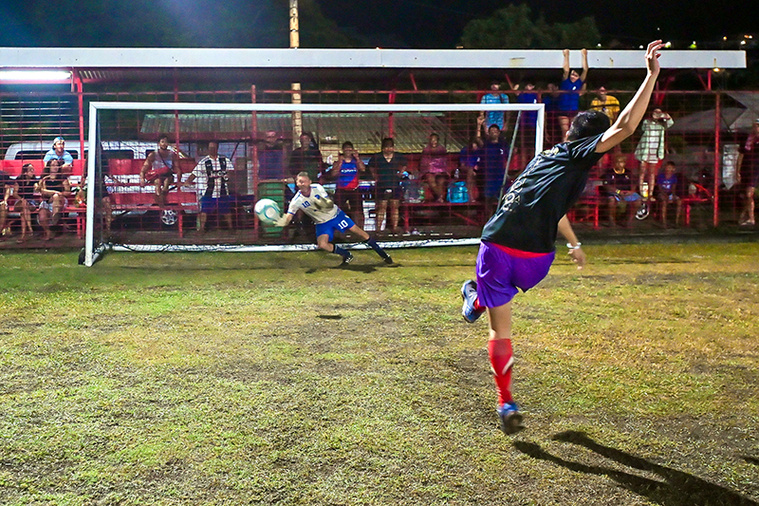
513, 431, 758, 506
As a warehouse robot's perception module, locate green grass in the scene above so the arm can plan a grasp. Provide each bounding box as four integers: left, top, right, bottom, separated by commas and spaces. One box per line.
1, 244, 758, 505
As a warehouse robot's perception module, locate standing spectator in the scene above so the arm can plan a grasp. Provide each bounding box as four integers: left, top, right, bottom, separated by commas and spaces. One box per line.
476, 117, 510, 213
43, 136, 74, 174
480, 81, 510, 131
737, 118, 759, 226
558, 48, 589, 141
515, 82, 540, 167
419, 133, 450, 203
10, 163, 38, 242
634, 107, 674, 219
368, 137, 407, 233
458, 137, 483, 203
183, 141, 233, 232
140, 134, 181, 208
655, 161, 682, 228
589, 86, 621, 122
328, 141, 368, 229
258, 130, 286, 180
288, 132, 324, 183
37, 159, 72, 241
601, 155, 643, 227
275, 172, 393, 266
542, 82, 562, 146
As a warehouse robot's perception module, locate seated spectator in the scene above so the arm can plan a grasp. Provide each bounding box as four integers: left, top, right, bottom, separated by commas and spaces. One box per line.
183, 141, 233, 232
368, 137, 407, 233
43, 136, 74, 174
11, 163, 38, 242
655, 161, 682, 228
419, 133, 450, 203
288, 132, 324, 183
37, 159, 72, 241
0, 171, 11, 240
600, 155, 642, 227
327, 141, 368, 229
140, 134, 181, 207
258, 130, 286, 180
458, 137, 483, 202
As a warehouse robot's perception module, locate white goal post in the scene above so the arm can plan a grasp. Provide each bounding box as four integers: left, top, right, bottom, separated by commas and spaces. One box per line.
83, 101, 545, 266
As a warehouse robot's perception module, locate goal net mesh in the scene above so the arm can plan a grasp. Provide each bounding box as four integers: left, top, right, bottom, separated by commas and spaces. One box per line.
82, 102, 544, 265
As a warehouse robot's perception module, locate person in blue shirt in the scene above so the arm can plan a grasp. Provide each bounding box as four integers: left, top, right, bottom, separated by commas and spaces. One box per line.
461, 40, 665, 435
655, 161, 682, 228
558, 48, 589, 142
480, 81, 510, 131
43, 137, 74, 173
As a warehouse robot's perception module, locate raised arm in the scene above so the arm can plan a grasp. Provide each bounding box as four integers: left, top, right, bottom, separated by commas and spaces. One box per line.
595, 40, 664, 153
579, 48, 589, 83
562, 49, 570, 80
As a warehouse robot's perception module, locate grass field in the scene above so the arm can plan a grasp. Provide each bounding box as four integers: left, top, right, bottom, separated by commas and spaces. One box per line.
1, 243, 758, 505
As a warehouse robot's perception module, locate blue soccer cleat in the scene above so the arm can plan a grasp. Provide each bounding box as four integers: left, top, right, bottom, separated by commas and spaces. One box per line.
461, 280, 485, 323
497, 401, 524, 435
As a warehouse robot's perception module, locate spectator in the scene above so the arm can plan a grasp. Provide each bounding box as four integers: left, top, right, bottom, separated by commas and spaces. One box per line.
10, 163, 38, 242
419, 133, 450, 203
0, 171, 11, 240
275, 172, 393, 266
601, 154, 642, 227
258, 130, 286, 180
43, 136, 74, 173
458, 137, 483, 203
37, 159, 72, 241
140, 134, 181, 207
368, 137, 407, 233
542, 82, 562, 146
558, 48, 589, 141
476, 117, 510, 213
589, 86, 621, 122
514, 82, 540, 167
288, 132, 324, 184
480, 81, 510, 131
737, 118, 759, 226
183, 141, 233, 232
328, 141, 368, 229
655, 161, 682, 228
634, 107, 674, 219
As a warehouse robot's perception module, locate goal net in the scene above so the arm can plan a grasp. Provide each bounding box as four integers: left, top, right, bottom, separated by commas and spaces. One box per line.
82, 101, 544, 266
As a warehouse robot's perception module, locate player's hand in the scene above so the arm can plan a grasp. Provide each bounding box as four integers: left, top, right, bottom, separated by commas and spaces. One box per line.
568, 247, 586, 270
274, 215, 289, 227
645, 40, 664, 76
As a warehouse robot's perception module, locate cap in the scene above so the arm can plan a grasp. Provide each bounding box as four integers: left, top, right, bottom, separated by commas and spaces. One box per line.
52, 136, 65, 147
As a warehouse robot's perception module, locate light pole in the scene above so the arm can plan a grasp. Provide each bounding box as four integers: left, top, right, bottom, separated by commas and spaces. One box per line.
290, 0, 302, 143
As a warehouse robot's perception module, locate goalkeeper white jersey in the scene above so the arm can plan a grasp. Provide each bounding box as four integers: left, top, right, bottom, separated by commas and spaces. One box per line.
287, 183, 339, 224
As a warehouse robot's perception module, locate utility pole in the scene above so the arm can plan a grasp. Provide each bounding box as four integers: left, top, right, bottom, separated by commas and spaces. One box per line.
290, 0, 302, 143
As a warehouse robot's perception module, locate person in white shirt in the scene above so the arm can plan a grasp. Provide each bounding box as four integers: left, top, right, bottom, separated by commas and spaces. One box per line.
276, 172, 393, 266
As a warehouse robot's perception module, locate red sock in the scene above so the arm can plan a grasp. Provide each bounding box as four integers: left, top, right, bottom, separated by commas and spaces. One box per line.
473, 297, 484, 312
488, 338, 514, 405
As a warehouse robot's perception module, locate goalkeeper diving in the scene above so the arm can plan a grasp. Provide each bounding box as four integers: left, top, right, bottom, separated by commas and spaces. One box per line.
276, 172, 393, 266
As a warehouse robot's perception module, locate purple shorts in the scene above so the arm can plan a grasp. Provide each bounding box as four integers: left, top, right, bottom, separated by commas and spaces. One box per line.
475, 241, 555, 308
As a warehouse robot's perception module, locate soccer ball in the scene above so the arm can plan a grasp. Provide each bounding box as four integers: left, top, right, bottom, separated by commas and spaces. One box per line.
254, 198, 281, 225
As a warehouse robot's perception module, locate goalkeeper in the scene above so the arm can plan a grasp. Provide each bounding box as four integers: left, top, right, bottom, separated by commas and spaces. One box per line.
276, 172, 393, 266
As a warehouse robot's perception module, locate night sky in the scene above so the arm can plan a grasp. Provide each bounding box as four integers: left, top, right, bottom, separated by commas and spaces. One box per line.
319, 0, 753, 49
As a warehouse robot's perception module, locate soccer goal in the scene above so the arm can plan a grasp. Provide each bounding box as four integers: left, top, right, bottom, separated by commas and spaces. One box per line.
82, 101, 544, 266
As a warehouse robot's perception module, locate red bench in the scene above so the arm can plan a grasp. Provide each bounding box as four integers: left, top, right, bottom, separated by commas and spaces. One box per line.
105, 158, 198, 237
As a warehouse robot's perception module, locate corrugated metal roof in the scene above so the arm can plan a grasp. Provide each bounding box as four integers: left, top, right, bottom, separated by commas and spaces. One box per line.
140, 113, 468, 153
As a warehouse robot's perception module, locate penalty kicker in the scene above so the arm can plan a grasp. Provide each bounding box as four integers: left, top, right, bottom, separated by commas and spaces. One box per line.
461, 40, 666, 435
275, 172, 394, 266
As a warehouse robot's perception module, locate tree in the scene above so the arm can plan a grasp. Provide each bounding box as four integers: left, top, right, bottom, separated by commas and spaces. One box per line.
459, 4, 600, 49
